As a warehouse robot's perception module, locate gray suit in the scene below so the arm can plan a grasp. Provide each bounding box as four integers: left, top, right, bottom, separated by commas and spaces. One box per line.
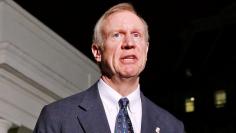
33, 82, 184, 133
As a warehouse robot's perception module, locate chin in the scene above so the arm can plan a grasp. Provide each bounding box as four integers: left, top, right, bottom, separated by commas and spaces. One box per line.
120, 72, 140, 78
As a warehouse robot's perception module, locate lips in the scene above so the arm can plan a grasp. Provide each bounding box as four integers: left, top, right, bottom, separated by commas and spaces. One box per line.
120, 55, 138, 63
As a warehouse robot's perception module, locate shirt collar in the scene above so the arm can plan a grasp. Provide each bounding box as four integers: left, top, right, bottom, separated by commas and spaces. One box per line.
98, 79, 141, 113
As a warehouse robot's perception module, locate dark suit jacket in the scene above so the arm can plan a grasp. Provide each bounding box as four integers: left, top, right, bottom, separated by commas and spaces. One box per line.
33, 82, 184, 133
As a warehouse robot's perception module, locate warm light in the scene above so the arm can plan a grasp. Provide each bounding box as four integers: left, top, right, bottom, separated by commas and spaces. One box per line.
190, 97, 195, 101
215, 90, 226, 108
185, 97, 195, 113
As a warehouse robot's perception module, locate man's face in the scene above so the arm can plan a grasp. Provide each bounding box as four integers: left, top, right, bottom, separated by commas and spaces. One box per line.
93, 11, 149, 79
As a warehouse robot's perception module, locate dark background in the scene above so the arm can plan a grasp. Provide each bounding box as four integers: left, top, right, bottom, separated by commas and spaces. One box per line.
13, 0, 236, 132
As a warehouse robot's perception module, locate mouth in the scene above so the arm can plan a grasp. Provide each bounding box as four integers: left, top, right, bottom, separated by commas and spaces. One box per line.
120, 55, 138, 64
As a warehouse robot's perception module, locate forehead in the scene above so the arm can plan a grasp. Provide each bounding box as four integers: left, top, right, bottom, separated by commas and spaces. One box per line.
103, 11, 145, 33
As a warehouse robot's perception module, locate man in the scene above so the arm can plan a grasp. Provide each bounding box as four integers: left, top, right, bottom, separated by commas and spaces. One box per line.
33, 3, 184, 133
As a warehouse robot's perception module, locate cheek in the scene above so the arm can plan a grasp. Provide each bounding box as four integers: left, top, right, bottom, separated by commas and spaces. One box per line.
113, 50, 122, 65
108, 45, 120, 59
139, 49, 148, 66
103, 46, 118, 63
139, 46, 148, 58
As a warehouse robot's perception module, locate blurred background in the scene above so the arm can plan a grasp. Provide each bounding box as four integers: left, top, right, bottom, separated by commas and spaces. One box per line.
12, 0, 236, 132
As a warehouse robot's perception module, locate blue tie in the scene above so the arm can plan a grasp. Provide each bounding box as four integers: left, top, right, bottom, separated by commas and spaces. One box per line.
115, 98, 134, 133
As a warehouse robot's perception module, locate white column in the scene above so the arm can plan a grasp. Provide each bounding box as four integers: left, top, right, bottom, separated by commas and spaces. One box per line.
0, 0, 100, 130
0, 119, 12, 133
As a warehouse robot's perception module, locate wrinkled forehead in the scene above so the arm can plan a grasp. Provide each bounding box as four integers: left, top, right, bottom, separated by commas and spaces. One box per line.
102, 11, 145, 34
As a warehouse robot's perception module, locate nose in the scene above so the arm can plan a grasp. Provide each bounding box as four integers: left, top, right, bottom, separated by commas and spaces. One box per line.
121, 35, 136, 49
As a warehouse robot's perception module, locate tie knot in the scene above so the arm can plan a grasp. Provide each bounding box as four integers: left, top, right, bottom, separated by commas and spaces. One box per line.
119, 98, 129, 109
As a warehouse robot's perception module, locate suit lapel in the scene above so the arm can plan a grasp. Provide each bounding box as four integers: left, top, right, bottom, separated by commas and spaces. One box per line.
77, 84, 111, 133
76, 84, 163, 133
141, 93, 162, 133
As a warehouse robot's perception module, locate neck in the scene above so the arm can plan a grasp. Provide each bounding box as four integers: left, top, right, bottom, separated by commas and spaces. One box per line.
101, 75, 139, 96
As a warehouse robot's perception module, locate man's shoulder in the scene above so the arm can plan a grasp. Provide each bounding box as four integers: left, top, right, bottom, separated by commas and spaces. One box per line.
142, 95, 183, 125
142, 95, 184, 132
144, 97, 171, 116
44, 82, 98, 113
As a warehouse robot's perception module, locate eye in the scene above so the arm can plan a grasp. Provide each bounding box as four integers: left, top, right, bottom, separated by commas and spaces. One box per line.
113, 33, 121, 38
133, 32, 141, 38
111, 32, 123, 41
132, 32, 142, 42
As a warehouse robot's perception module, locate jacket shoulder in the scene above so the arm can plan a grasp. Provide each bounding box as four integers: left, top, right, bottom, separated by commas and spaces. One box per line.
143, 96, 185, 132
45, 83, 97, 113
33, 83, 98, 133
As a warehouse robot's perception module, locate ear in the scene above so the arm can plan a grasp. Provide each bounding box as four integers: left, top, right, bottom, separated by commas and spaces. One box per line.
91, 43, 102, 62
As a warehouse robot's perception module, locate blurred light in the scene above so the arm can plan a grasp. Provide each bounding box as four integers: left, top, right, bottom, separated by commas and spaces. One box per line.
190, 97, 195, 101
214, 90, 226, 108
185, 69, 192, 77
185, 97, 195, 113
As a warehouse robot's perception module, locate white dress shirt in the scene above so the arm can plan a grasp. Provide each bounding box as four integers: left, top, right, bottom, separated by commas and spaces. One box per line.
98, 79, 142, 133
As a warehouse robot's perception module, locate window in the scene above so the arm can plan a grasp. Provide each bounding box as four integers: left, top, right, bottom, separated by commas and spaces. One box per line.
185, 97, 195, 113
214, 90, 226, 108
